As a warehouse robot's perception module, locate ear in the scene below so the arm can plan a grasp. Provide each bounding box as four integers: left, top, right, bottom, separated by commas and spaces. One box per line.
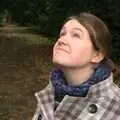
91, 52, 104, 63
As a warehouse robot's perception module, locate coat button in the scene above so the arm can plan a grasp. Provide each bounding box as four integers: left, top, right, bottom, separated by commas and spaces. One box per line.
38, 114, 42, 120
88, 104, 98, 113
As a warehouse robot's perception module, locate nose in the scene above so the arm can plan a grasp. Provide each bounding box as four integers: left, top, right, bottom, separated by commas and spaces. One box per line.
57, 38, 66, 46
57, 33, 69, 45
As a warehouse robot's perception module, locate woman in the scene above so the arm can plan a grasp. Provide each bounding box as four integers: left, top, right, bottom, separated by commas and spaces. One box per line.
32, 12, 120, 120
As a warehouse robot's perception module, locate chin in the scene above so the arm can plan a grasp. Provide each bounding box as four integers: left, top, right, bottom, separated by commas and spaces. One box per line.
53, 59, 67, 67
52, 60, 75, 70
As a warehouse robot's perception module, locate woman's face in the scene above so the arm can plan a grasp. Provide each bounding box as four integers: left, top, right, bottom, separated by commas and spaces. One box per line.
52, 19, 99, 69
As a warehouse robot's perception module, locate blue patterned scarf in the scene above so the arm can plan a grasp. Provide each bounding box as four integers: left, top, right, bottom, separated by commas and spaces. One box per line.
51, 61, 112, 102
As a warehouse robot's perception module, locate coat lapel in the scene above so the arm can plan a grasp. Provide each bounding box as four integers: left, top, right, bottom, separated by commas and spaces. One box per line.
35, 84, 54, 120
54, 95, 89, 120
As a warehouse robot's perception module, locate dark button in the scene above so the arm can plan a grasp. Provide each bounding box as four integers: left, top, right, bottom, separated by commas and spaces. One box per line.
38, 114, 42, 120
88, 104, 98, 113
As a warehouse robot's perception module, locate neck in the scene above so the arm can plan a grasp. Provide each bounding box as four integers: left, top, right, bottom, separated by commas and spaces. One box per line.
61, 66, 94, 86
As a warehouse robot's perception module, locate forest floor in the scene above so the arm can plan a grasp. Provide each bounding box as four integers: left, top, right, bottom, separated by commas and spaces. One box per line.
0, 25, 53, 120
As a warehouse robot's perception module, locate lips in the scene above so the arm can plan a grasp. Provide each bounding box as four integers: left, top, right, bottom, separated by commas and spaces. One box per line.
56, 46, 70, 53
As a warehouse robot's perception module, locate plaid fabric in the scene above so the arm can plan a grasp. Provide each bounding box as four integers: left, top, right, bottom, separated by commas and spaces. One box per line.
32, 74, 120, 120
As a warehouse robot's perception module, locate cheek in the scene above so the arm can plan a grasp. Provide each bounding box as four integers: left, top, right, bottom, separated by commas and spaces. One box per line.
80, 48, 92, 56
72, 45, 93, 63
53, 42, 57, 54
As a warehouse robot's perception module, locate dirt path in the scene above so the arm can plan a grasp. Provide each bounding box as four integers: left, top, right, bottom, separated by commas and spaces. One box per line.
0, 26, 53, 120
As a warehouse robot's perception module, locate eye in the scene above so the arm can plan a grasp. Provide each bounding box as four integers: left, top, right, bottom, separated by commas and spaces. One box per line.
59, 31, 66, 37
72, 33, 80, 38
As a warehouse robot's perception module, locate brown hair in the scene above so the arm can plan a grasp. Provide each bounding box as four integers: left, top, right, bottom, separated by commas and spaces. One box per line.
66, 12, 120, 79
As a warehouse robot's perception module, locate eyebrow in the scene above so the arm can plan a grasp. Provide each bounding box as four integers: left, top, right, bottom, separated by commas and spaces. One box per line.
72, 27, 83, 33
61, 26, 83, 33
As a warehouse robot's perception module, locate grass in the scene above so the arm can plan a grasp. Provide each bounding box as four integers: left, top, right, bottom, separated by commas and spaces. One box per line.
0, 25, 52, 45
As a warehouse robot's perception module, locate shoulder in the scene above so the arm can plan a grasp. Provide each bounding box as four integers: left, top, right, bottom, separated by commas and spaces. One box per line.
104, 86, 120, 119
111, 83, 120, 102
103, 83, 120, 111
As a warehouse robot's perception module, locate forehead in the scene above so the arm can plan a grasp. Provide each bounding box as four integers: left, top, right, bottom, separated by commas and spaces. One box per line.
62, 19, 87, 32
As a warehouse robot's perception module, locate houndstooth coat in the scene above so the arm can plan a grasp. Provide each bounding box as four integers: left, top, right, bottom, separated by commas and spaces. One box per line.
32, 74, 120, 120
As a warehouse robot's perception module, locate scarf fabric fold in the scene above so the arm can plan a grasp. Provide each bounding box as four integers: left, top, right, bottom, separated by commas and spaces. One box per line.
51, 61, 112, 102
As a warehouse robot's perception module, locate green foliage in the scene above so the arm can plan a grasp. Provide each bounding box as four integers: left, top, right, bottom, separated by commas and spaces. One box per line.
0, 10, 8, 26
0, 13, 5, 26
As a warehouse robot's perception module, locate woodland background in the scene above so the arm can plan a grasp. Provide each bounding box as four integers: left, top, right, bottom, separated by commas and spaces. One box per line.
0, 0, 120, 119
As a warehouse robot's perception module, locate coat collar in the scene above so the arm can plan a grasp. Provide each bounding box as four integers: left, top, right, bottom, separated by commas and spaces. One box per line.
35, 82, 54, 120
35, 74, 114, 120
87, 73, 114, 99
